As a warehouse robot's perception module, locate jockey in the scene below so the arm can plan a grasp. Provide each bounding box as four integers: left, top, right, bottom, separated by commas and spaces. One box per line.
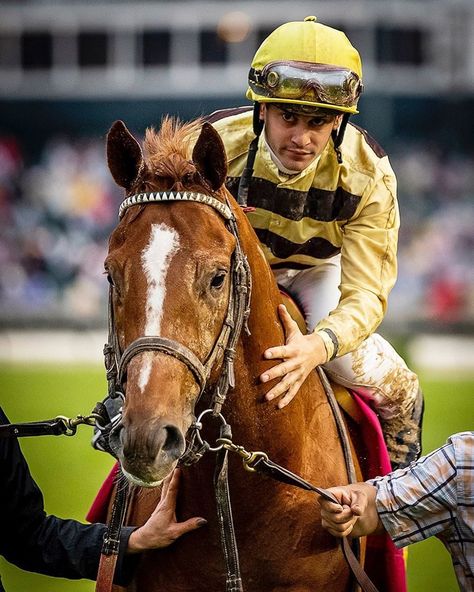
206, 16, 423, 469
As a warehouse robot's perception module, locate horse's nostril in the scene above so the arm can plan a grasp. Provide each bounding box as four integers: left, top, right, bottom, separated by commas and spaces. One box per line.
162, 425, 184, 453
108, 423, 124, 456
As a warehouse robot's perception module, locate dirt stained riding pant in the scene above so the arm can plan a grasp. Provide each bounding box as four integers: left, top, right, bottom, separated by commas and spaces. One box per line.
274, 256, 423, 468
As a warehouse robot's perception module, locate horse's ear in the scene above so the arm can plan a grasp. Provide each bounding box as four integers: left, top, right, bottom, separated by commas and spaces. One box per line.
192, 122, 227, 191
107, 120, 144, 191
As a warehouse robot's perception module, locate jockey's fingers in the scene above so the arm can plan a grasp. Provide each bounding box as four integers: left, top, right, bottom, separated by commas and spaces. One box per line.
263, 345, 289, 361
277, 304, 299, 335
263, 340, 308, 366
264, 366, 304, 401
264, 377, 293, 401
261, 359, 299, 382
277, 382, 301, 409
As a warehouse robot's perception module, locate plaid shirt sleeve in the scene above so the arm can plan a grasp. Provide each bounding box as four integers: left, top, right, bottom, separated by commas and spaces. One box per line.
370, 432, 473, 548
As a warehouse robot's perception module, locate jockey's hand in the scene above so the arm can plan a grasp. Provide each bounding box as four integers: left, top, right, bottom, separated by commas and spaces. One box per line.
260, 304, 327, 408
127, 468, 207, 553
317, 483, 383, 538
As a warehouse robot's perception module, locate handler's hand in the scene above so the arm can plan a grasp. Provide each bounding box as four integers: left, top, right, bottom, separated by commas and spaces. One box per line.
318, 483, 382, 539
260, 304, 327, 408
127, 468, 207, 553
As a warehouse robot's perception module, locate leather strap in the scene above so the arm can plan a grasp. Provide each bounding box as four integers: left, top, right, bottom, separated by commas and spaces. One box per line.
0, 419, 67, 438
317, 367, 361, 592
95, 554, 119, 592
118, 336, 208, 391
95, 472, 130, 592
340, 538, 379, 592
250, 456, 379, 592
317, 367, 357, 484
214, 446, 244, 592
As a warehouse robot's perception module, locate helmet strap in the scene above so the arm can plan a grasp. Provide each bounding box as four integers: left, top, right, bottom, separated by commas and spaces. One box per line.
331, 113, 350, 164
237, 103, 264, 208
252, 102, 264, 136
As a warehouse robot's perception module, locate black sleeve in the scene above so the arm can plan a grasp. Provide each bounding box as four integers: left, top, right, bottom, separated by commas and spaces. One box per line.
0, 408, 138, 585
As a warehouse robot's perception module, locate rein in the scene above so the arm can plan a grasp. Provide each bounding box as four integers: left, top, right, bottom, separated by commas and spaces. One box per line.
98, 190, 379, 592
0, 413, 102, 438
184, 392, 379, 592
216, 428, 379, 592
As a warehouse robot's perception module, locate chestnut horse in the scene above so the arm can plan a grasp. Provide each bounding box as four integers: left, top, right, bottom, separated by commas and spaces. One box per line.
104, 118, 361, 591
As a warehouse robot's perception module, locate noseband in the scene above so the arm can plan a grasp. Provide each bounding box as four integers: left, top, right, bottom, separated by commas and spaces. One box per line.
103, 191, 252, 416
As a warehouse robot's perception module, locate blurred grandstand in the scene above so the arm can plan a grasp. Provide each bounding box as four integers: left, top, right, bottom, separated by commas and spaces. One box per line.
0, 0, 473, 335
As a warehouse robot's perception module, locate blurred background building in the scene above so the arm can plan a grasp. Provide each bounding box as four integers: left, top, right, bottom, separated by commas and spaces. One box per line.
0, 0, 473, 339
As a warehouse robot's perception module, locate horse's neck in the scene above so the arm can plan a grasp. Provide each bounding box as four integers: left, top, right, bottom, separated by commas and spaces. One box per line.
227, 213, 325, 460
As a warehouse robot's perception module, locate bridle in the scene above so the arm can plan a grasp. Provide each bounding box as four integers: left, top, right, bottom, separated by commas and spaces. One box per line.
103, 190, 252, 417
97, 190, 253, 592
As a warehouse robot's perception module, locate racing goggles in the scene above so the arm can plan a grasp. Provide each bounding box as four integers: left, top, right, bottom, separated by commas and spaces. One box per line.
248, 61, 363, 110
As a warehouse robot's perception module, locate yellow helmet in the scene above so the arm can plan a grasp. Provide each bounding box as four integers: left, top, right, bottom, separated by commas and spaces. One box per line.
246, 16, 363, 114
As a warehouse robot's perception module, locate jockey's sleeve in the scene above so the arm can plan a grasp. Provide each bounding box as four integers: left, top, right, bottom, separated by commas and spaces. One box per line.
315, 158, 399, 358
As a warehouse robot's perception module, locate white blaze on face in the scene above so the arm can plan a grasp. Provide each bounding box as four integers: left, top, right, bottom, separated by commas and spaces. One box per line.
139, 223, 180, 391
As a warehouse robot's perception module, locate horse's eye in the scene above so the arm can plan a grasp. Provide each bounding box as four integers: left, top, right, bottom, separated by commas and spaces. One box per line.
107, 273, 115, 287
211, 271, 227, 290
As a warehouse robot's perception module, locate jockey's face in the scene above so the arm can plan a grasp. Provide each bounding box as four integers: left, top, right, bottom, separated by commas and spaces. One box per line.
261, 104, 342, 172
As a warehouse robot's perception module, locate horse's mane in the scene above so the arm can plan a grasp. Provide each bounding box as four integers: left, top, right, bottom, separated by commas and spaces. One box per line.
144, 116, 202, 183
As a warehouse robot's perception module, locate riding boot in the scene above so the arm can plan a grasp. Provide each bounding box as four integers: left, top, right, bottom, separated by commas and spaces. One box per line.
381, 387, 424, 471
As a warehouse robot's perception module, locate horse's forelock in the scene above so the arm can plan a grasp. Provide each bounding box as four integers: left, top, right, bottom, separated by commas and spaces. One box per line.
142, 116, 229, 197
144, 116, 202, 172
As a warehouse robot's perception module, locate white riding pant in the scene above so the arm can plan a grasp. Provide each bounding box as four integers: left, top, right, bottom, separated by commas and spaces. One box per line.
273, 256, 419, 420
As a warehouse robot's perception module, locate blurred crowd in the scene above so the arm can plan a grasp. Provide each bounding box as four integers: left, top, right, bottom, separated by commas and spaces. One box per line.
0, 135, 120, 325
0, 133, 473, 330
388, 144, 474, 329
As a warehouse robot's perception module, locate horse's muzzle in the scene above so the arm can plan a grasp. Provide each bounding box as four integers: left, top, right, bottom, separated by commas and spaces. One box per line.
112, 419, 185, 485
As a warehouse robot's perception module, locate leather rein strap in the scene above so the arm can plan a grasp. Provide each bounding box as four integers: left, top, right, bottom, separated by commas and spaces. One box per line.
214, 444, 243, 592
0, 419, 68, 438
248, 455, 379, 592
95, 469, 130, 592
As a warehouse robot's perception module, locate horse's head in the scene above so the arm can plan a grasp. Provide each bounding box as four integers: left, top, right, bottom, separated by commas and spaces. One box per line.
105, 118, 241, 486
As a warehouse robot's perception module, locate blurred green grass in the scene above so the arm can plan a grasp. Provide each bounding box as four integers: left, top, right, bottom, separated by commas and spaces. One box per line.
0, 363, 472, 591
0, 364, 113, 592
